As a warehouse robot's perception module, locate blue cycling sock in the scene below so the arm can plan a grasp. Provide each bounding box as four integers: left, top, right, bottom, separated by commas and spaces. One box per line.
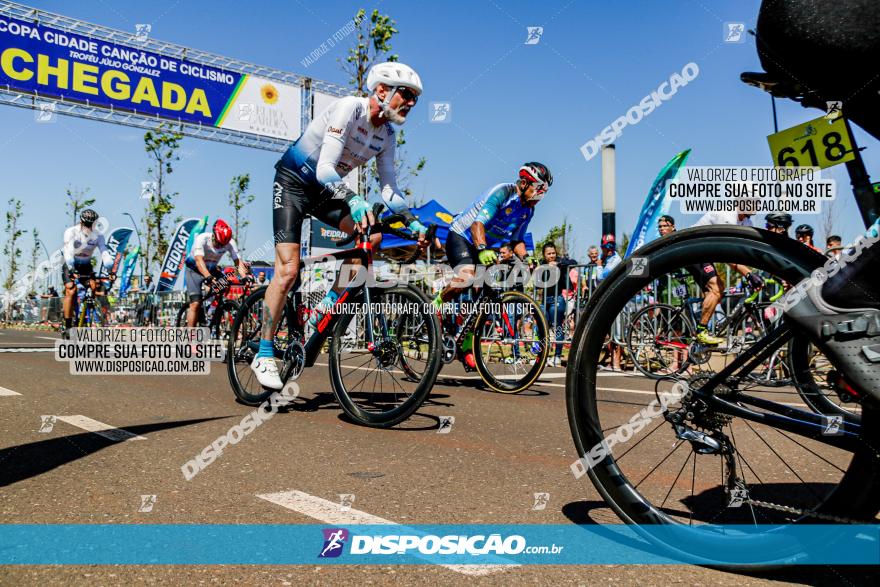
257, 338, 274, 359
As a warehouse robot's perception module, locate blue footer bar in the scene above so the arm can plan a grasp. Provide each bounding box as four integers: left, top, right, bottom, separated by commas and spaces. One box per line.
0, 524, 877, 565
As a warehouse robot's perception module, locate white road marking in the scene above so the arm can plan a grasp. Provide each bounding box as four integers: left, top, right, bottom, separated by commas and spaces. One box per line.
0, 386, 22, 396
56, 416, 146, 441
0, 347, 54, 353
257, 490, 515, 576
36, 336, 60, 341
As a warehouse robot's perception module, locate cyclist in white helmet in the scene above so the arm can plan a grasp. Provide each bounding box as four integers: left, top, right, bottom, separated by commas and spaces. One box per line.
251, 61, 428, 389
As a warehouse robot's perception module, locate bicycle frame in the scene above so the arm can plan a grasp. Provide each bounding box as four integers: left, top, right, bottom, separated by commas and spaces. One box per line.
687, 322, 862, 451
286, 238, 379, 370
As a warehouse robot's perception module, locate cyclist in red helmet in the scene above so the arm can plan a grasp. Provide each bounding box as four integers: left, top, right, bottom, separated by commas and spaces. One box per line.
183, 219, 251, 327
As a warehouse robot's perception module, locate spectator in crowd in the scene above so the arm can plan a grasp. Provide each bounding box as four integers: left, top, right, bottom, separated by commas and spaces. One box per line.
826, 235, 843, 259
257, 271, 268, 286
598, 234, 622, 280
597, 234, 623, 370
539, 242, 576, 367
580, 245, 602, 297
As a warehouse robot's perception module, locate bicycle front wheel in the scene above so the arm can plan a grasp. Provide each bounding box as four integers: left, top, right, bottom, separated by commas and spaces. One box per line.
329, 285, 441, 428
567, 226, 880, 563
473, 290, 549, 393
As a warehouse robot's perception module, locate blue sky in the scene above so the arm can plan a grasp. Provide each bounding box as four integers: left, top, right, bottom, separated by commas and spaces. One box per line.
2, 0, 876, 273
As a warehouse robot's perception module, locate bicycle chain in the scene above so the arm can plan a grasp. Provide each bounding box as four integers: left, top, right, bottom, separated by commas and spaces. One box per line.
743, 498, 863, 524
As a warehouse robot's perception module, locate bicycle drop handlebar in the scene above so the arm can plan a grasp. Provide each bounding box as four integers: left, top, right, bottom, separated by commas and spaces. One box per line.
335, 203, 438, 264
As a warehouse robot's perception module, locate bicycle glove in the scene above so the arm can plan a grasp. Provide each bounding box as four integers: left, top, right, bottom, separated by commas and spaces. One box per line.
746, 272, 765, 290
478, 249, 497, 265
348, 196, 372, 224
409, 219, 428, 235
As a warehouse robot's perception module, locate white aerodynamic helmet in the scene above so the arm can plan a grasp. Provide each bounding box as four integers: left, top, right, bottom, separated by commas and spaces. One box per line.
366, 62, 423, 96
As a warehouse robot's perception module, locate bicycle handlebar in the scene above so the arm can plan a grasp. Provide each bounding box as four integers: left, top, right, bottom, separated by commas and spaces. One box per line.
334, 203, 438, 263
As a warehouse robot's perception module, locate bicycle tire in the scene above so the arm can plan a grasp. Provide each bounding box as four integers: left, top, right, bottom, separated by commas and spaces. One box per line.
174, 304, 189, 328
789, 337, 861, 419
473, 290, 550, 393
626, 303, 693, 379
210, 299, 239, 340
329, 285, 442, 428
226, 287, 297, 406
566, 226, 880, 564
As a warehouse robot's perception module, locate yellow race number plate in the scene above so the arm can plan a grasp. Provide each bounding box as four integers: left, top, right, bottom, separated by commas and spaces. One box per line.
767, 115, 855, 169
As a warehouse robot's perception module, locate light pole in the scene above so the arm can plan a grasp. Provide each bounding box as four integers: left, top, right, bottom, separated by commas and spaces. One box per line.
123, 212, 145, 285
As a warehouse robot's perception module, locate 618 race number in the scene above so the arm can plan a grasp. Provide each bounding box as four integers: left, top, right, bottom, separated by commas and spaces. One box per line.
767, 115, 855, 169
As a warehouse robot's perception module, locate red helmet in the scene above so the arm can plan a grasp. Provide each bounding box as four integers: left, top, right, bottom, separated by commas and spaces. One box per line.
213, 219, 232, 246
601, 234, 616, 249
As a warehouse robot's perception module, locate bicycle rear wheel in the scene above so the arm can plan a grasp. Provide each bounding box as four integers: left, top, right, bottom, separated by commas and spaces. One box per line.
329, 285, 441, 427
567, 226, 880, 564
473, 290, 549, 393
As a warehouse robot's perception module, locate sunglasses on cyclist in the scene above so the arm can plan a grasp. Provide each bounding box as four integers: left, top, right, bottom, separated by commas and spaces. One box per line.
396, 87, 418, 104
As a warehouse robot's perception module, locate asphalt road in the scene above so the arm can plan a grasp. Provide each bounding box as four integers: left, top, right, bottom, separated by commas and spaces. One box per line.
0, 328, 877, 585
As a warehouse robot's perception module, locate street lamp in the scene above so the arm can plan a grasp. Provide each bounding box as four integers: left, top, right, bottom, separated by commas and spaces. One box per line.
123, 212, 145, 285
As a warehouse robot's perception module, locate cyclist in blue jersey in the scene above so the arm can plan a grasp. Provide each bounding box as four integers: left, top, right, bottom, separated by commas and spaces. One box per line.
251, 62, 429, 389
434, 162, 552, 366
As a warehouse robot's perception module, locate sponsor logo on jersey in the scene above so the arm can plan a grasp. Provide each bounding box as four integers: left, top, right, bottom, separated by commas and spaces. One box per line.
273, 182, 283, 210
368, 144, 381, 152
328, 126, 344, 135
356, 126, 368, 136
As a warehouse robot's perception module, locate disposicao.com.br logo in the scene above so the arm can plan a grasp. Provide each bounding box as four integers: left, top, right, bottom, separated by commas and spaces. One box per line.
319, 528, 563, 557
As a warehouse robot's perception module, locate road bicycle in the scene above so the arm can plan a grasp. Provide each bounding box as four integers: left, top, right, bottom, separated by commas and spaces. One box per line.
565, 77, 879, 564
438, 278, 549, 393
626, 277, 785, 380
226, 208, 442, 428
61, 274, 114, 338
175, 275, 254, 342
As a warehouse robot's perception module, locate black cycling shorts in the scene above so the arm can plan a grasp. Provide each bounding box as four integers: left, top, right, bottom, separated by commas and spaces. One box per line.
685, 263, 718, 292
272, 163, 352, 244
63, 261, 94, 286
446, 231, 479, 269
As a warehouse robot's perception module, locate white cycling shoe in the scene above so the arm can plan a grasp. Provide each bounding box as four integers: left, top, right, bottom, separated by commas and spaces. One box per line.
250, 356, 283, 390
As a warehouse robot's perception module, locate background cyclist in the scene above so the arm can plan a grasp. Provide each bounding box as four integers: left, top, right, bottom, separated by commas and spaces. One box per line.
61, 209, 113, 334
184, 219, 250, 327
795, 223, 821, 252
435, 162, 553, 368
688, 208, 764, 345
252, 61, 429, 389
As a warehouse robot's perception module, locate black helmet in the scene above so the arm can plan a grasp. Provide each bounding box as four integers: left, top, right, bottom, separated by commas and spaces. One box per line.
80, 209, 98, 224
764, 212, 793, 228
795, 223, 814, 237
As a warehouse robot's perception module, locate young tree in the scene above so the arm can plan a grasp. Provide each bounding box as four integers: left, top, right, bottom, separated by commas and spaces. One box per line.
821, 198, 838, 244
65, 186, 96, 225
340, 8, 426, 206
28, 228, 40, 295
2, 198, 24, 291
228, 173, 254, 252
540, 218, 575, 258
142, 123, 184, 273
